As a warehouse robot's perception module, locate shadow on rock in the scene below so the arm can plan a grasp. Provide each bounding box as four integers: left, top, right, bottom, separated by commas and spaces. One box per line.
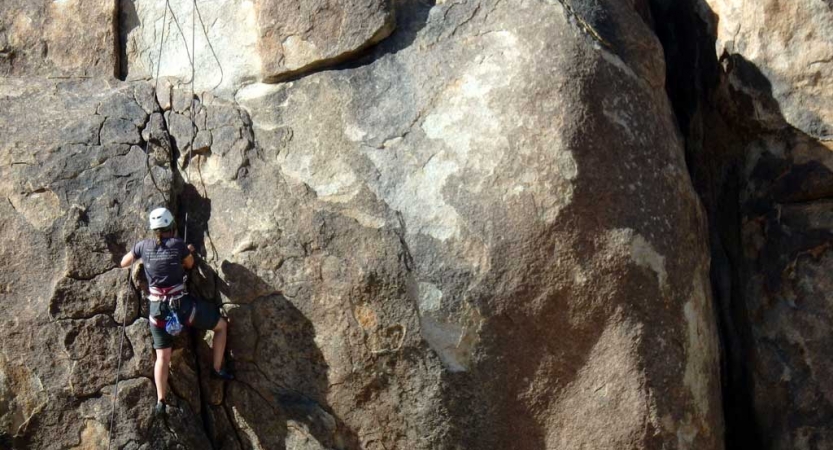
189, 260, 360, 449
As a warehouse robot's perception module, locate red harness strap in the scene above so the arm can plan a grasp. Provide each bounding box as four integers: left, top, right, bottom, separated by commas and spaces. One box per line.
148, 283, 196, 328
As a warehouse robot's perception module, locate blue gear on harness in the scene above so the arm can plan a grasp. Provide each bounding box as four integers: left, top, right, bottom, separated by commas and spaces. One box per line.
165, 310, 183, 336
148, 283, 193, 334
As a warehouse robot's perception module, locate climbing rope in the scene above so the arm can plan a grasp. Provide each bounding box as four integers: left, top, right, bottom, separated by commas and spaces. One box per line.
185, 0, 196, 244
107, 261, 140, 450
109, 4, 202, 446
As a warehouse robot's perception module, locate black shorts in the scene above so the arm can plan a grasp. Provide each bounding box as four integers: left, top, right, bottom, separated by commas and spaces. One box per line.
148, 294, 221, 349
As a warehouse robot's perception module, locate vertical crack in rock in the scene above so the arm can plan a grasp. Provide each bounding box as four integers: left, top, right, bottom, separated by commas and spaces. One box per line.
144, 85, 221, 447
112, 0, 122, 80
648, 0, 762, 447
172, 145, 216, 448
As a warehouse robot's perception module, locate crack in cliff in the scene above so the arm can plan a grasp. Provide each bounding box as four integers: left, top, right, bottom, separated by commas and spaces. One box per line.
648, 0, 762, 447
138, 88, 222, 447
221, 401, 246, 449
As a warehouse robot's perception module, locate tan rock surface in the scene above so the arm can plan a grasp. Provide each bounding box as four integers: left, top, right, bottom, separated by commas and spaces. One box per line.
255, 0, 394, 82
0, 0, 118, 78
704, 0, 833, 140
0, 1, 728, 449
120, 0, 393, 96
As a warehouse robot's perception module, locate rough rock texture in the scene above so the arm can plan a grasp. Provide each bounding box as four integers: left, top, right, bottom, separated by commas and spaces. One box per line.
120, 0, 394, 95
0, 0, 731, 449
0, 78, 198, 448
740, 139, 833, 450
705, 0, 833, 141
697, 1, 833, 448
255, 0, 394, 82
0, 0, 118, 78
652, 0, 833, 448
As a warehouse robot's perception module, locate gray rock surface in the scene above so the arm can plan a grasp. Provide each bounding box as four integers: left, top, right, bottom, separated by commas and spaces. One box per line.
0, 0, 731, 449
0, 77, 193, 449
732, 125, 833, 449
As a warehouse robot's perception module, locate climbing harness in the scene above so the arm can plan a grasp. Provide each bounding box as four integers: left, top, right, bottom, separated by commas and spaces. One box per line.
147, 283, 195, 335
148, 283, 187, 302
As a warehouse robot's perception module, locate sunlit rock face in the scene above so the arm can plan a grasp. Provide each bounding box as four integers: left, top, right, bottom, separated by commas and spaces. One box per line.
0, 1, 725, 449
705, 0, 833, 140
0, 0, 119, 77
119, 0, 394, 96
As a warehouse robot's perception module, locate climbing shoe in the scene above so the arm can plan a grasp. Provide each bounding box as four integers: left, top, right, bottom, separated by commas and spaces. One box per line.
210, 368, 234, 381
153, 401, 166, 417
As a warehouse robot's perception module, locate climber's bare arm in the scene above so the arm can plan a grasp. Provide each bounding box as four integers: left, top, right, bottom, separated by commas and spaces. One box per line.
120, 252, 136, 268
183, 254, 195, 270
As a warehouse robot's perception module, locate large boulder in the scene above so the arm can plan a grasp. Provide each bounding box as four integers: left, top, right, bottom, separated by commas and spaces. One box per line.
203, 0, 721, 447
0, 0, 118, 77
0, 0, 727, 449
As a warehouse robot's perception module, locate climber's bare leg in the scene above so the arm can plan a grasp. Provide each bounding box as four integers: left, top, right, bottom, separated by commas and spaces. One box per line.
211, 318, 228, 372
154, 348, 172, 402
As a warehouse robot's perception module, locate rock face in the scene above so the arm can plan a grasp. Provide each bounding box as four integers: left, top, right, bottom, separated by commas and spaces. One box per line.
0, 78, 184, 448
696, 0, 833, 447
0, 0, 118, 77
120, 0, 394, 95
0, 0, 731, 449
255, 0, 394, 82
705, 0, 833, 141
654, 0, 833, 448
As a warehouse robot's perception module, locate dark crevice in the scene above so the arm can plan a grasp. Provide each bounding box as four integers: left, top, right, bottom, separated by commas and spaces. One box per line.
222, 401, 246, 449
190, 332, 214, 449
112, 0, 121, 79
648, 0, 762, 448
261, 24, 396, 85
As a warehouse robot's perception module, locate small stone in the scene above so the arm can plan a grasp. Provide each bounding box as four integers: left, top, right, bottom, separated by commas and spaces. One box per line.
141, 112, 167, 144
133, 82, 159, 115
156, 77, 174, 111
194, 105, 208, 131
206, 104, 241, 131
210, 125, 241, 156
172, 86, 194, 113
165, 111, 195, 152
61, 116, 105, 145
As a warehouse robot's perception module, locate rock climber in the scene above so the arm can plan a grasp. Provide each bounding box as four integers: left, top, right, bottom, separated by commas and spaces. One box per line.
120, 207, 233, 416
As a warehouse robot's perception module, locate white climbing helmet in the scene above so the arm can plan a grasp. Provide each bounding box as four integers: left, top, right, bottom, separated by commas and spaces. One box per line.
148, 207, 174, 230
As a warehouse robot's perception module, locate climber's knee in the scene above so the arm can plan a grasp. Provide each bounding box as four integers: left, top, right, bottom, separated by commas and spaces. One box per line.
213, 317, 227, 333
156, 347, 172, 364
